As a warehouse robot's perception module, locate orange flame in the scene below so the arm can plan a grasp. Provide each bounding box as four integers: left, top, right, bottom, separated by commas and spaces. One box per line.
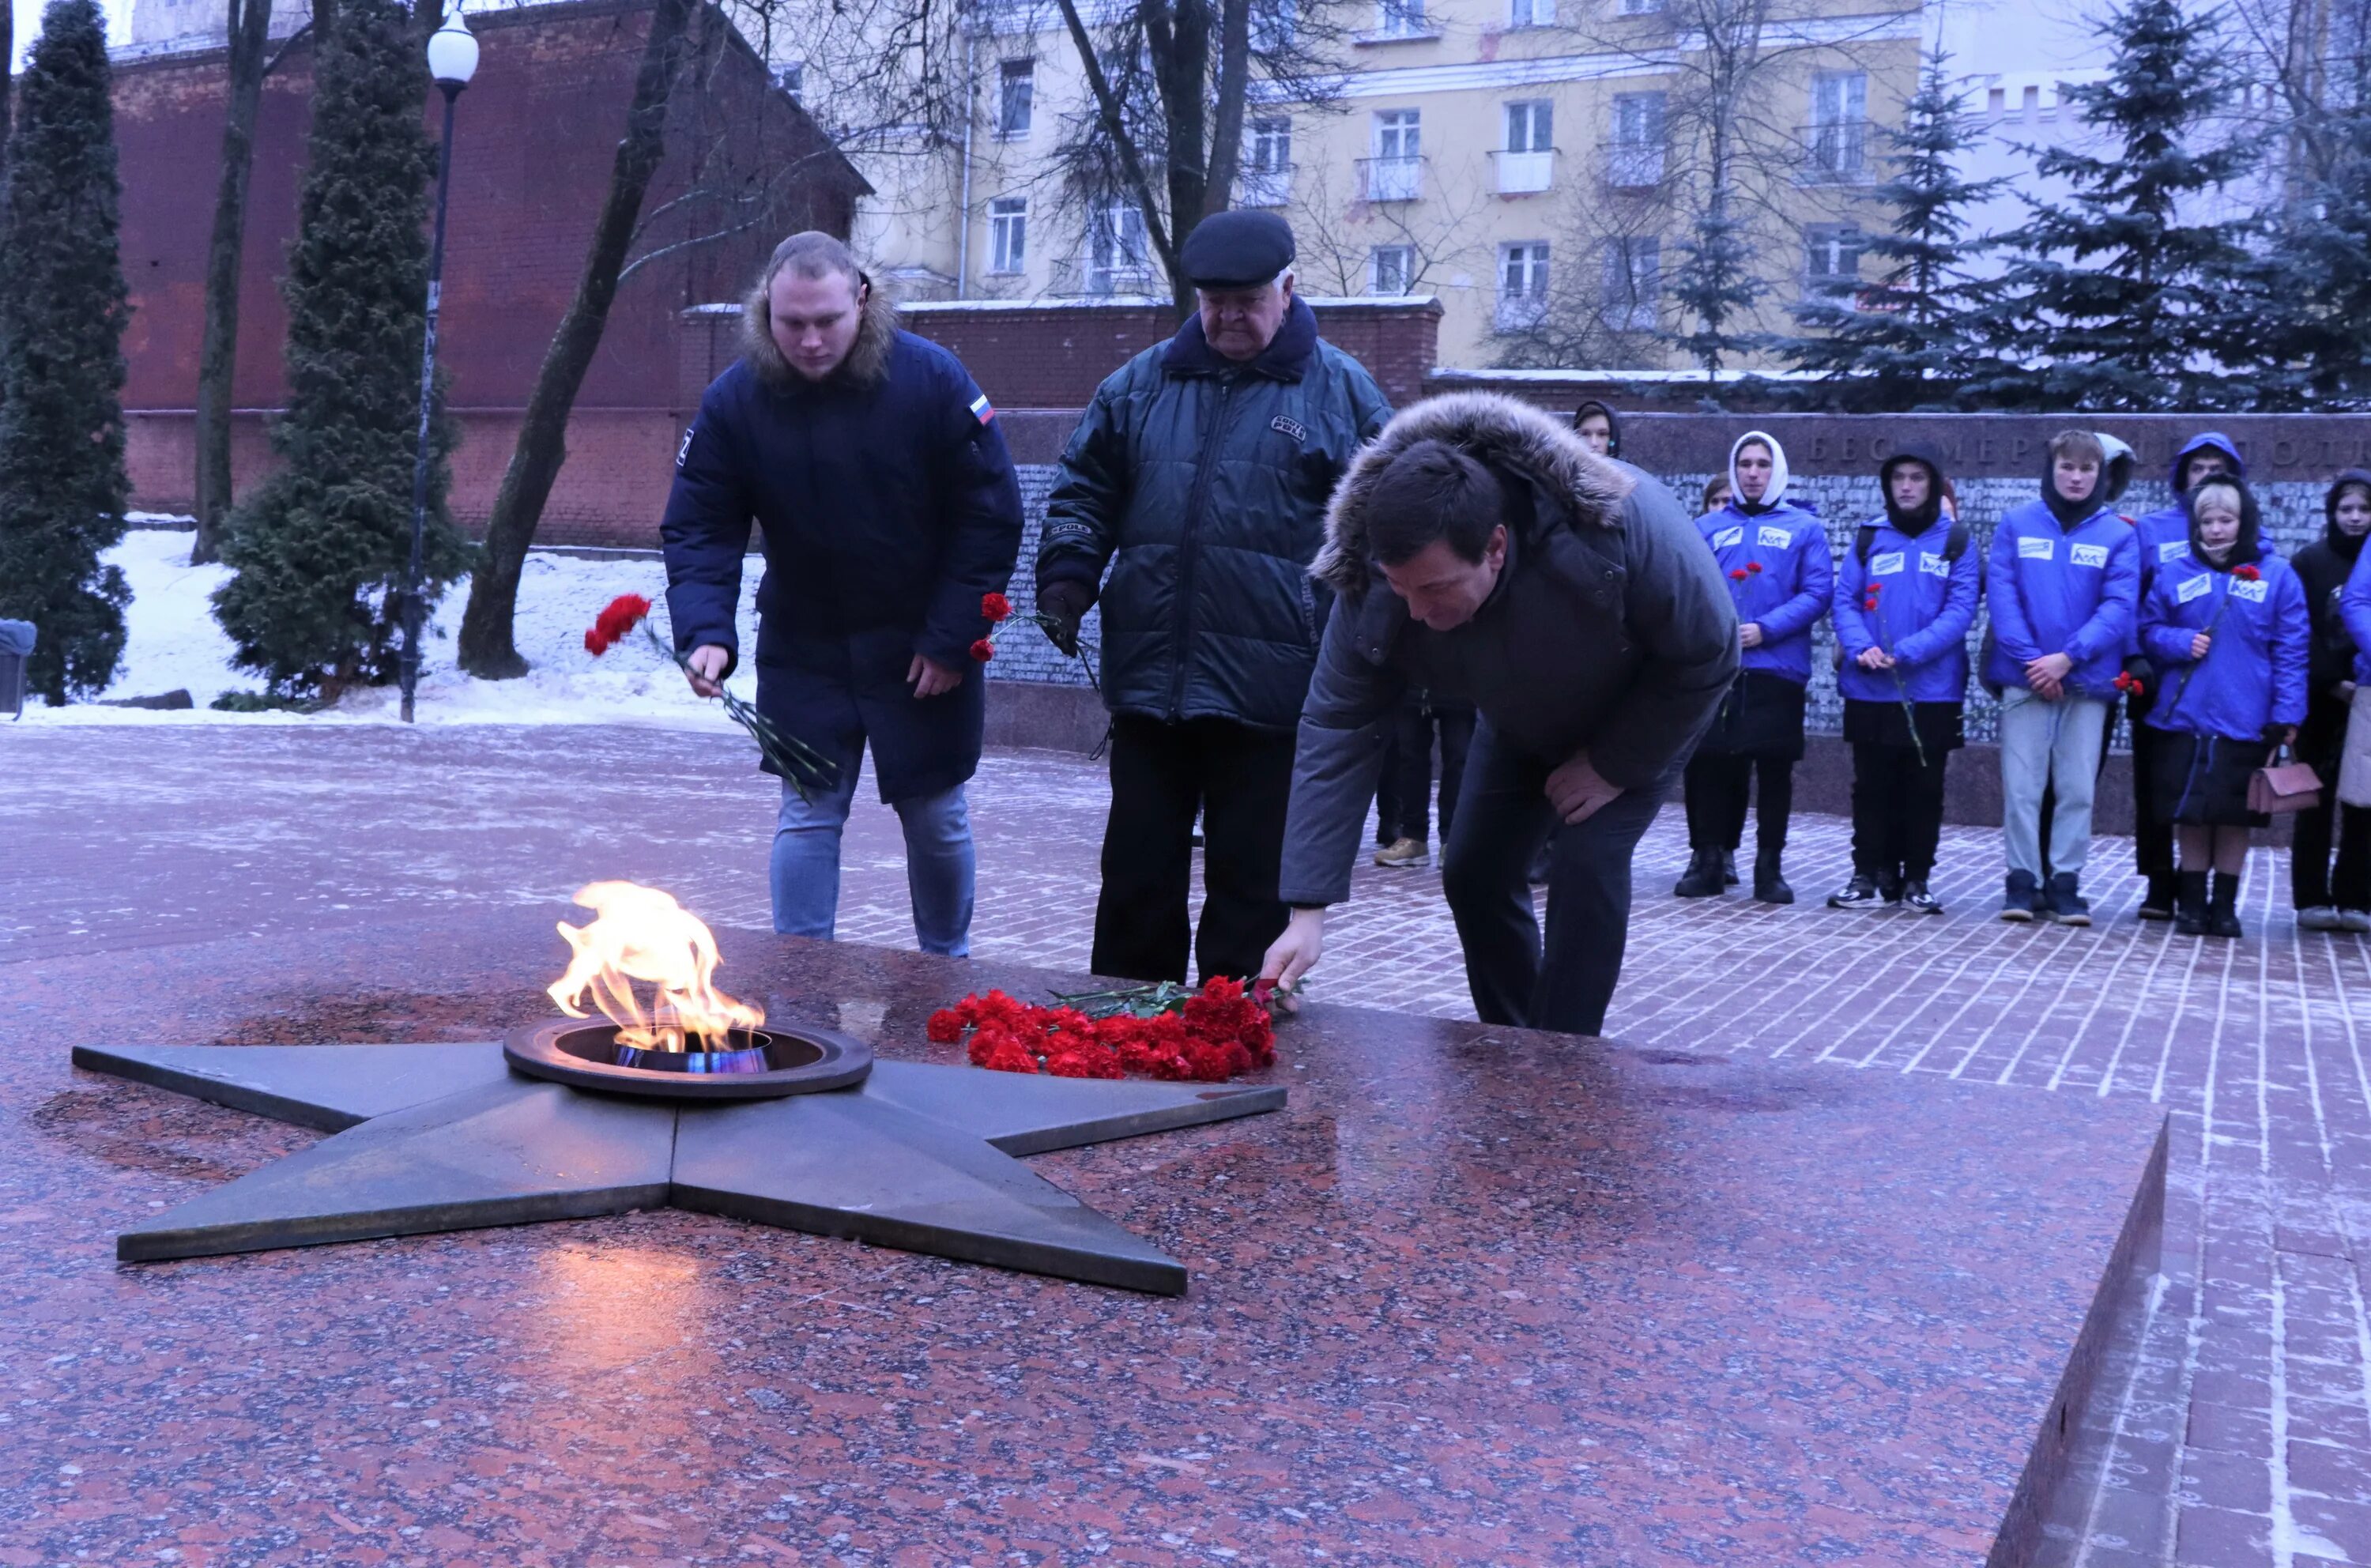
548, 881, 763, 1052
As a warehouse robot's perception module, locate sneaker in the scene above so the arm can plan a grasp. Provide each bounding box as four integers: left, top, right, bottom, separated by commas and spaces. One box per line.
1374, 837, 1430, 869
2137, 874, 2177, 922
1827, 875, 1883, 910
2046, 873, 2092, 927
2298, 906, 2343, 932
2000, 871, 2041, 922
1902, 880, 1945, 915
2343, 910, 2371, 933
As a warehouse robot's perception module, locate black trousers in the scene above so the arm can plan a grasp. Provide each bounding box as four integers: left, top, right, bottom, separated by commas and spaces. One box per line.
1442, 721, 1676, 1036
1374, 725, 1404, 846
1850, 742, 1950, 884
1092, 714, 1295, 986
2125, 694, 2175, 880
2293, 794, 2371, 911
1391, 700, 1476, 846
1682, 752, 1795, 857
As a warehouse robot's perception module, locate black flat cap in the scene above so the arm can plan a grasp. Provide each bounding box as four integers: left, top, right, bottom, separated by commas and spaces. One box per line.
1180, 210, 1295, 288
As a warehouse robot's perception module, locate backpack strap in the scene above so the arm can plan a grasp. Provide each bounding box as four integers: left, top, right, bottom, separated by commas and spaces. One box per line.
1854, 524, 1880, 566
1944, 520, 1970, 562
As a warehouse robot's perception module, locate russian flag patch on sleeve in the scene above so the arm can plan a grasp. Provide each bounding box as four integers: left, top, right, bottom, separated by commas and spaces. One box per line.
969, 392, 996, 425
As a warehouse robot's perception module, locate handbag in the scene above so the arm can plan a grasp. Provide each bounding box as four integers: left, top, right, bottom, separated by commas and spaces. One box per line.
2249, 755, 2324, 815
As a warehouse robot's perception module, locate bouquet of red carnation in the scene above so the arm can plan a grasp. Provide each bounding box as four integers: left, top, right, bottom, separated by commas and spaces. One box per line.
967, 592, 1101, 691
2113, 669, 2147, 699
925, 976, 1283, 1083
583, 594, 839, 797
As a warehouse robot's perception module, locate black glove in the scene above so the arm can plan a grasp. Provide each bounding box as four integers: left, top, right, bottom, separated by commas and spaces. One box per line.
1037, 579, 1095, 657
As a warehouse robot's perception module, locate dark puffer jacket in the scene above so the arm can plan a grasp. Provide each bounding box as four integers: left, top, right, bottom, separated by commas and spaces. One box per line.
1278, 394, 1739, 907
1036, 296, 1393, 732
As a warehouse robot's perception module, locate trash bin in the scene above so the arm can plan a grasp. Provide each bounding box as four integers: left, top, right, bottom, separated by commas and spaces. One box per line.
0, 620, 35, 719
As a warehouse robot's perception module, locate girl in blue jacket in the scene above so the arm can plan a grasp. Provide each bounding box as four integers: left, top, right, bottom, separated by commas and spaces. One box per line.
2137, 477, 2309, 938
1676, 432, 1833, 904
1827, 447, 1979, 915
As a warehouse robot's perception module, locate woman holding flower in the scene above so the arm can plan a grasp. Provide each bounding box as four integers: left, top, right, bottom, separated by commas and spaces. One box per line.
2136, 476, 2309, 938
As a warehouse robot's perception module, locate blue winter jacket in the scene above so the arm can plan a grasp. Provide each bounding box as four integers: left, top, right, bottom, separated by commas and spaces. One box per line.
2131, 433, 2252, 624
2343, 545, 2371, 684
1698, 503, 1832, 685
1982, 500, 2140, 700
2139, 555, 2309, 741
1833, 520, 1981, 704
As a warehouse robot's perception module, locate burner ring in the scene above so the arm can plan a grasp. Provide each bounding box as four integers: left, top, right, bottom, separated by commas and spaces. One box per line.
503, 1019, 873, 1101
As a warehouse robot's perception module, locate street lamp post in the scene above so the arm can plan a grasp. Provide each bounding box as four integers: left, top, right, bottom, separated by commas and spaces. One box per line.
400, 9, 480, 724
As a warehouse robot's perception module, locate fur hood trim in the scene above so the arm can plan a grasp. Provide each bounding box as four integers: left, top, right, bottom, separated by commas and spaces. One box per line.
741, 274, 902, 390
1313, 391, 1637, 597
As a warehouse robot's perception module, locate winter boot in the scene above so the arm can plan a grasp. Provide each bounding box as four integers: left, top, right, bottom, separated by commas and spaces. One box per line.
2208, 872, 2245, 939
2173, 871, 2210, 937
1826, 874, 1883, 910
2000, 870, 2041, 922
2137, 873, 2178, 922
1673, 849, 1724, 899
1721, 850, 1740, 888
1755, 850, 1795, 906
2046, 873, 2091, 927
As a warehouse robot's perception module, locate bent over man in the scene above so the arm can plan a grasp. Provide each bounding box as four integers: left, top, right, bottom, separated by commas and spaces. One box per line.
1260, 393, 1737, 1037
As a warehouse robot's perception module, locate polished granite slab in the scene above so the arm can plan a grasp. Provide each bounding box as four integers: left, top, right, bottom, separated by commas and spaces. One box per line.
2, 906, 2166, 1565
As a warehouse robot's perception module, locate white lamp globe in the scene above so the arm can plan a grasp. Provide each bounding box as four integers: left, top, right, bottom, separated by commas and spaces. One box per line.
427, 11, 479, 87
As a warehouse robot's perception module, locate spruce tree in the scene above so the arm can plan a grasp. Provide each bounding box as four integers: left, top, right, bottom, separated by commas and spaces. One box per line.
1967, 0, 2260, 409
1781, 50, 2006, 410
0, 0, 132, 704
2250, 70, 2371, 406
1665, 205, 1766, 383
213, 0, 464, 699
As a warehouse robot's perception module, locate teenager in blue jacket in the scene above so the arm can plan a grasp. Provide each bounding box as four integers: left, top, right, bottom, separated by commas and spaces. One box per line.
1826, 447, 1979, 914
1985, 430, 2140, 925
2338, 521, 2371, 821
1676, 432, 1832, 904
2136, 477, 2308, 938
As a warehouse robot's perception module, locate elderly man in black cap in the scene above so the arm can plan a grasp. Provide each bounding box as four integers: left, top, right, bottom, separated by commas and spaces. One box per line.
1037, 211, 1393, 985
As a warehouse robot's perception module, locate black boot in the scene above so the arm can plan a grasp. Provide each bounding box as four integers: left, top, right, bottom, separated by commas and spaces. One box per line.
1674, 849, 1724, 899
2173, 870, 2210, 936
2137, 873, 2177, 922
1755, 850, 1795, 905
2208, 872, 2245, 939
1721, 850, 1740, 888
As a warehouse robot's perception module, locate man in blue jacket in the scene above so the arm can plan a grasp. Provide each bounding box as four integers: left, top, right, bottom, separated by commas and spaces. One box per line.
2124, 431, 2246, 918
1985, 430, 2140, 925
1827, 446, 1978, 914
1676, 432, 1831, 904
662, 232, 1024, 956
1036, 213, 1393, 985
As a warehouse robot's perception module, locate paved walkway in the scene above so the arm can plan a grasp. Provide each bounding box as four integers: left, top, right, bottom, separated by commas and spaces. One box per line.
9, 724, 2371, 1566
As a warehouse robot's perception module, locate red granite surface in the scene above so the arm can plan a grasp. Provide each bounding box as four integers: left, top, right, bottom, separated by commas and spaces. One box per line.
2, 905, 2163, 1566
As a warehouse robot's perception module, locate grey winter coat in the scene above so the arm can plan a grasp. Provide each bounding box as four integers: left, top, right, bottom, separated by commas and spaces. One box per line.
1277, 393, 1739, 907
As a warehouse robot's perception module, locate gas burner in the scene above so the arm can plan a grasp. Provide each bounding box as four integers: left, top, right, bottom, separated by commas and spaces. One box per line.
503, 1019, 872, 1100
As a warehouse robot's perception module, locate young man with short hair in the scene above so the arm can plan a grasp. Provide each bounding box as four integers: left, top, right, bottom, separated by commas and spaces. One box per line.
1984, 430, 2140, 925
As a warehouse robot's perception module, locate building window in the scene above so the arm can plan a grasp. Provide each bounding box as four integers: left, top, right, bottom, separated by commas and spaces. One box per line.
1508, 0, 1552, 25
989, 197, 1027, 273
1600, 236, 1659, 330
1089, 205, 1149, 292
1809, 71, 1869, 179
1496, 241, 1550, 331
1498, 100, 1555, 193
1242, 117, 1294, 206
1804, 223, 1864, 288
1252, 0, 1298, 51
1366, 108, 1423, 199
1617, 0, 1661, 14
1378, 0, 1426, 36
998, 60, 1035, 137
1608, 91, 1666, 186
1370, 245, 1415, 294
771, 62, 804, 100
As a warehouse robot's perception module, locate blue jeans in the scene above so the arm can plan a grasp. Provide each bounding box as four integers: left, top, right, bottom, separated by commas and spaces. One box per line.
770, 771, 974, 956
1999, 689, 2109, 880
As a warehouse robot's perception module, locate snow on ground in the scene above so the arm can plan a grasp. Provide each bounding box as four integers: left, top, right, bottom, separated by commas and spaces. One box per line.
14, 528, 757, 732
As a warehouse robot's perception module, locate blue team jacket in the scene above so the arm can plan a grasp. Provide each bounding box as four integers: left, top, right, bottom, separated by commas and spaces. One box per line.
1981, 500, 2140, 701
1697, 503, 1832, 686
1832, 520, 1981, 704
2343, 545, 2371, 684
2138, 555, 2309, 741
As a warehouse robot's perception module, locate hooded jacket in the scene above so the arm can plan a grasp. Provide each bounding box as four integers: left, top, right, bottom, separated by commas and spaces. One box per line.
1570, 399, 1623, 458
1696, 432, 1832, 687
1036, 296, 1393, 733
2343, 518, 2371, 688
2138, 483, 2309, 743
1277, 393, 1737, 908
660, 282, 1024, 802
2133, 432, 2250, 593
2292, 470, 2371, 705
1832, 447, 1979, 706
1981, 451, 2140, 702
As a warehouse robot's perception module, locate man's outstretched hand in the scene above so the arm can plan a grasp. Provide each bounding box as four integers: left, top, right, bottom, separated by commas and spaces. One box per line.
1546, 749, 1623, 824
685, 644, 729, 699
1257, 907, 1327, 1013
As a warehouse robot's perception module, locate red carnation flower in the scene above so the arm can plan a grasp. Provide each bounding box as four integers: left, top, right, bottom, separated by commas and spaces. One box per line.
2234, 564, 2262, 581
1747, 561, 1764, 574
969, 639, 996, 663
925, 1008, 966, 1045
982, 592, 1013, 622
1729, 568, 1749, 582
585, 594, 652, 657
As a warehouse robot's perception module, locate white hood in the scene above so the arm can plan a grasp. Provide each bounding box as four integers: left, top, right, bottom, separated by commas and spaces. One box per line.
1728, 430, 1792, 511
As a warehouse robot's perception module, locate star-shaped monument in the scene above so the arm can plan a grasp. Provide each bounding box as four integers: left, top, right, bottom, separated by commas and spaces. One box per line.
72, 1041, 1284, 1295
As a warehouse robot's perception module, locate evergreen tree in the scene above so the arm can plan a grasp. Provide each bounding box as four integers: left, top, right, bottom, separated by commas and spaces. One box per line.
1780, 50, 2007, 411
2249, 65, 2371, 405
213, 0, 465, 699
1665, 205, 1766, 384
0, 0, 132, 704
1967, 0, 2260, 409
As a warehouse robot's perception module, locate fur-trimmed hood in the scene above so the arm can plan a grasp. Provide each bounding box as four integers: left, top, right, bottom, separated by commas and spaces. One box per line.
741, 274, 902, 390
1313, 392, 1638, 597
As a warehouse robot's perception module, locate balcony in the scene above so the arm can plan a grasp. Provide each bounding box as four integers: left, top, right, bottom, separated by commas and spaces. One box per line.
1800, 119, 1874, 183
1050, 257, 1160, 297
1494, 292, 1548, 334
1599, 143, 1665, 190
1236, 164, 1295, 209
1359, 154, 1425, 202
1491, 148, 1556, 195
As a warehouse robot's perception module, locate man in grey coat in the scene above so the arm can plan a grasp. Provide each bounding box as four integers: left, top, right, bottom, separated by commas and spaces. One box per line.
1258, 393, 1738, 1036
